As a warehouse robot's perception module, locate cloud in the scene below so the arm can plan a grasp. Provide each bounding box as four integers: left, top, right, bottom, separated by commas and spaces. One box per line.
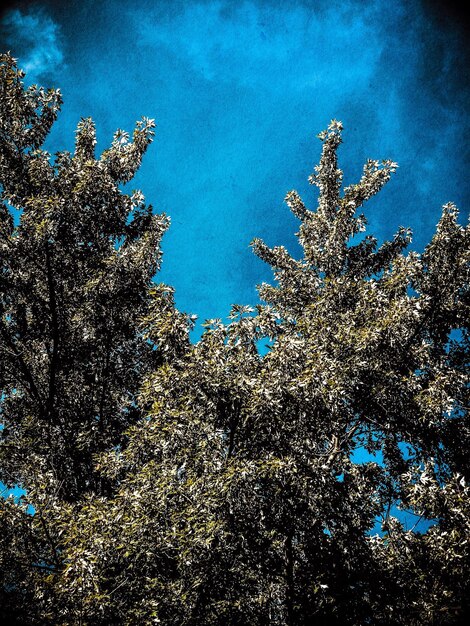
1, 7, 64, 81
133, 0, 381, 91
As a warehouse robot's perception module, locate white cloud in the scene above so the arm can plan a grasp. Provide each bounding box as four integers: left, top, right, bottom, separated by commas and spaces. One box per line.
2, 7, 64, 80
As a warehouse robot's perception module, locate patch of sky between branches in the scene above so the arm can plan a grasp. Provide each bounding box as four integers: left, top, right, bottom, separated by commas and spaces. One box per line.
351, 443, 436, 536
0, 481, 35, 514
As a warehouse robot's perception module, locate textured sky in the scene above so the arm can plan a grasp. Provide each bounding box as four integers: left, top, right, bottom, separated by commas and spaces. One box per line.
1, 0, 469, 335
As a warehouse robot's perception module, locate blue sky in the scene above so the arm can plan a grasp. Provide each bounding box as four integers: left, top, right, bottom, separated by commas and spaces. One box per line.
1, 0, 469, 332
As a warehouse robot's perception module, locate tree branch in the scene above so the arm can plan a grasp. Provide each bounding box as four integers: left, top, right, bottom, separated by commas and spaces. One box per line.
45, 241, 60, 424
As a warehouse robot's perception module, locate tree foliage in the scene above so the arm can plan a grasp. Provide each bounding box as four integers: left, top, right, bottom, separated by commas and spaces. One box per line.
1, 54, 469, 625
0, 53, 169, 500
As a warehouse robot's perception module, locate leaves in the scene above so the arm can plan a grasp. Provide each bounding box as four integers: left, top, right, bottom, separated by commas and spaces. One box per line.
1, 54, 469, 625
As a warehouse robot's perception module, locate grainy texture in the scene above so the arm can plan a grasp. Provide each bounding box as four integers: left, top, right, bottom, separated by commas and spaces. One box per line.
1, 55, 469, 625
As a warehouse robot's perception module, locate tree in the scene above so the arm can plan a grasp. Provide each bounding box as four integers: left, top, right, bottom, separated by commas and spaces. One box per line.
1, 55, 469, 625
43, 122, 468, 624
0, 52, 170, 499
0, 53, 174, 621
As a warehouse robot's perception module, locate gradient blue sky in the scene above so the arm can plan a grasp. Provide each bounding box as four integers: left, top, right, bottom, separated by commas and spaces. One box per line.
1, 0, 469, 333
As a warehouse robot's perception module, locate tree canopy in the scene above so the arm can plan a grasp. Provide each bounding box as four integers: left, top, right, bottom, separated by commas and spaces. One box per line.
1, 53, 469, 625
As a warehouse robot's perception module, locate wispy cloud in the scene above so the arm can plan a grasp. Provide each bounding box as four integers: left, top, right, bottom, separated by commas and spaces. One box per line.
134, 1, 380, 91
1, 7, 64, 80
